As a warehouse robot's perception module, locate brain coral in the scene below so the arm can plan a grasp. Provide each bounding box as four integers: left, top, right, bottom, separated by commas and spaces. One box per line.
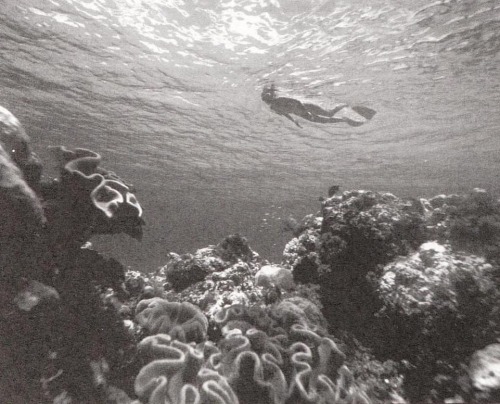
135, 334, 238, 404
135, 298, 208, 343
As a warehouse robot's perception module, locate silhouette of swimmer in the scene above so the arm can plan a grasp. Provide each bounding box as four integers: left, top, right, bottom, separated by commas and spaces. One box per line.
261, 84, 376, 128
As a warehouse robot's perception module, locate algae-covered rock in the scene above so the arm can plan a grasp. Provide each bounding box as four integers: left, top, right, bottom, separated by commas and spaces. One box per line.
255, 264, 294, 291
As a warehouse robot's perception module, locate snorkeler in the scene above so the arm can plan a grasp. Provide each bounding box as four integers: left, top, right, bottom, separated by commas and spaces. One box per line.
261, 84, 376, 128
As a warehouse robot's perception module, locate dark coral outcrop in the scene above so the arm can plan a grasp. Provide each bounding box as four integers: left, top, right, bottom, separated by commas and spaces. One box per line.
0, 106, 145, 403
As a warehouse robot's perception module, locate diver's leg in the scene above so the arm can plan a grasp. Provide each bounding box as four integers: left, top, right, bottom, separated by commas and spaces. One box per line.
307, 115, 345, 123
303, 103, 348, 117
303, 103, 331, 116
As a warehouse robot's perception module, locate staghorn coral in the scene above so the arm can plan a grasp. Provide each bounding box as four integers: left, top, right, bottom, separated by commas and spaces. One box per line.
135, 334, 238, 404
135, 298, 208, 343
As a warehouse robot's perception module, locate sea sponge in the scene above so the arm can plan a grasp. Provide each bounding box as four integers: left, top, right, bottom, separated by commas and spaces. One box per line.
135, 334, 238, 404
135, 298, 208, 343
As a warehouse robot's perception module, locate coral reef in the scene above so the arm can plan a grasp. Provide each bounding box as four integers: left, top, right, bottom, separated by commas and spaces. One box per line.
5, 104, 500, 404
376, 241, 500, 401
160, 234, 265, 323
283, 188, 500, 402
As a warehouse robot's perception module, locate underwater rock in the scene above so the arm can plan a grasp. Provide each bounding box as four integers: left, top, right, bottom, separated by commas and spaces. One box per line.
13, 279, 59, 311
135, 297, 208, 343
0, 144, 46, 280
468, 344, 500, 395
0, 105, 42, 187
255, 264, 294, 291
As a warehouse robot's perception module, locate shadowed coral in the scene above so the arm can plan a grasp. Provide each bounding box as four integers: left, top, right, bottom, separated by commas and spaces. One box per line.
0, 106, 143, 403
376, 241, 500, 401
425, 189, 500, 263
135, 334, 238, 404
135, 298, 208, 343
159, 235, 264, 323
283, 190, 427, 345
162, 234, 261, 292
0, 143, 45, 280
48, 145, 144, 241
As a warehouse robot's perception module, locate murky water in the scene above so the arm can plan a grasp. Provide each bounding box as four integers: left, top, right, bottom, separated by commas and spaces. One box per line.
1, 0, 499, 269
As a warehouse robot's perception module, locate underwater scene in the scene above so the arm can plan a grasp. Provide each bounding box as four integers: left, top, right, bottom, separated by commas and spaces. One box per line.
1, 0, 500, 402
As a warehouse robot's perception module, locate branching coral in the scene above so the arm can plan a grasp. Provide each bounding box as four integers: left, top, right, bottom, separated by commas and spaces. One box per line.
135, 298, 208, 343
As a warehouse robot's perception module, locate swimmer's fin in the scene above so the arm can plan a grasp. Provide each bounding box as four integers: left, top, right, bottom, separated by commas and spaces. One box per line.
351, 106, 377, 120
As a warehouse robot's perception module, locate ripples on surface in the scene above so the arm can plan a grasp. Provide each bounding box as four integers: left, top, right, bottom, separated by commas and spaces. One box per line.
0, 0, 499, 267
